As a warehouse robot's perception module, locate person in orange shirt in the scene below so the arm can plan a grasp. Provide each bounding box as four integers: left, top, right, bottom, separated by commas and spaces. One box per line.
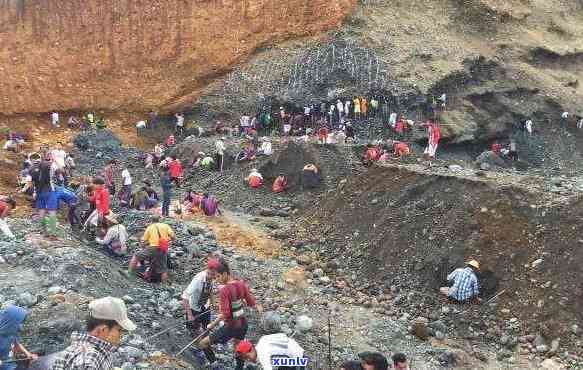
363, 145, 381, 164
272, 174, 288, 193
353, 97, 361, 120
361, 97, 368, 118
246, 169, 263, 189
393, 141, 411, 158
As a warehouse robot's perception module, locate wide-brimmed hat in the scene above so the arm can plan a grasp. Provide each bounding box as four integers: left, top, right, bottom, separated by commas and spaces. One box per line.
466, 260, 480, 270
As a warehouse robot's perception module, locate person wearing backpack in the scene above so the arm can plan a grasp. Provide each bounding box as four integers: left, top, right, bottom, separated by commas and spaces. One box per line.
196, 261, 261, 370
125, 215, 175, 281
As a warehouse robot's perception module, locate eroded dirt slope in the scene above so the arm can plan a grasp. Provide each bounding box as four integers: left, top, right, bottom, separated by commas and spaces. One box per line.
296, 164, 583, 349
0, 0, 355, 115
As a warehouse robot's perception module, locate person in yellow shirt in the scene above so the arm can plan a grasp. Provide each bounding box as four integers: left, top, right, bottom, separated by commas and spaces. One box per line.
353, 97, 361, 120
125, 215, 175, 282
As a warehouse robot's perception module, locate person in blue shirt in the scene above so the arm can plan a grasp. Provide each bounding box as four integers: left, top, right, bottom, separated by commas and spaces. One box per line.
440, 260, 480, 303
54, 186, 79, 227
0, 305, 37, 370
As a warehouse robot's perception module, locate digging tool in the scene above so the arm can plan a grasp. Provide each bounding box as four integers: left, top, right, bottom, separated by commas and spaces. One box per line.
456, 289, 507, 316
175, 327, 212, 357
150, 310, 211, 339
327, 307, 332, 370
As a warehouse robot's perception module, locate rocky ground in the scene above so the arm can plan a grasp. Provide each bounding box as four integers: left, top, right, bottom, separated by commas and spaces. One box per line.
0, 128, 577, 370
0, 128, 579, 369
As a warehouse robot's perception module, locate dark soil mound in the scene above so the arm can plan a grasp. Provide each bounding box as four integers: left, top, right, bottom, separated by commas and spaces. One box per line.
260, 141, 320, 189
296, 164, 583, 344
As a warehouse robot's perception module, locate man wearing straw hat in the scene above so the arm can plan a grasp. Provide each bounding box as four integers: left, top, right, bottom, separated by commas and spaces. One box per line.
439, 260, 480, 303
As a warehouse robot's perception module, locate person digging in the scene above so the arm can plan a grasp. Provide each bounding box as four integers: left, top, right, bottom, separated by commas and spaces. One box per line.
439, 260, 481, 303
123, 215, 175, 282
193, 261, 261, 370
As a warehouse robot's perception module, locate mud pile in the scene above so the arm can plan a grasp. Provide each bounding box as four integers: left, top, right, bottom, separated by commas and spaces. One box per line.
296, 164, 583, 355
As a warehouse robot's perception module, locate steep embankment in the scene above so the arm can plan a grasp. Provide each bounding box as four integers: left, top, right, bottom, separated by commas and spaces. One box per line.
0, 0, 355, 115
297, 164, 583, 350
198, 0, 583, 142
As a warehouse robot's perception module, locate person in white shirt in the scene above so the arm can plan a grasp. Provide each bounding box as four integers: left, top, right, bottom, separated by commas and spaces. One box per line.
240, 114, 251, 135
136, 120, 146, 136
50, 142, 67, 171
344, 100, 351, 118
561, 112, 569, 128
175, 113, 185, 136
336, 99, 344, 121
235, 311, 305, 370
51, 112, 60, 127
215, 137, 226, 172
119, 168, 132, 205
525, 119, 533, 135
389, 112, 398, 127
95, 216, 128, 255
181, 259, 220, 336
257, 137, 273, 156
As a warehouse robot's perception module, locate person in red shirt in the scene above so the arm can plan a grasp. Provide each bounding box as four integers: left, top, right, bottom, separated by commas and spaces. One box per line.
197, 261, 261, 370
246, 169, 263, 189
318, 126, 329, 144
85, 177, 110, 230
165, 134, 176, 147
491, 142, 502, 154
168, 156, 183, 187
394, 115, 406, 135
0, 197, 16, 239
272, 174, 288, 193
363, 145, 381, 164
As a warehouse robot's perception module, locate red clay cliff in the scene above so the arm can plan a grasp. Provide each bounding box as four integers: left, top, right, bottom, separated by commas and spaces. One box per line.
0, 0, 355, 115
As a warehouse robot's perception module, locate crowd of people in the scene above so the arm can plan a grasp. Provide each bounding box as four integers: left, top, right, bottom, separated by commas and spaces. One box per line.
0, 98, 503, 370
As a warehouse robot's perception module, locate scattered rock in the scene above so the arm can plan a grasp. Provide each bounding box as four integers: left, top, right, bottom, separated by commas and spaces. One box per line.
17, 292, 37, 307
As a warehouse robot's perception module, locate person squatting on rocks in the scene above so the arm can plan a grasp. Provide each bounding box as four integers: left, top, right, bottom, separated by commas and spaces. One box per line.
439, 260, 480, 303
54, 185, 80, 228
272, 174, 288, 193
52, 297, 136, 370
95, 214, 128, 256
302, 164, 320, 189
126, 215, 175, 282
257, 137, 273, 156
181, 259, 220, 338
201, 193, 221, 217
235, 312, 305, 370
0, 305, 38, 370
0, 197, 16, 239
246, 169, 264, 189
195, 261, 260, 370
